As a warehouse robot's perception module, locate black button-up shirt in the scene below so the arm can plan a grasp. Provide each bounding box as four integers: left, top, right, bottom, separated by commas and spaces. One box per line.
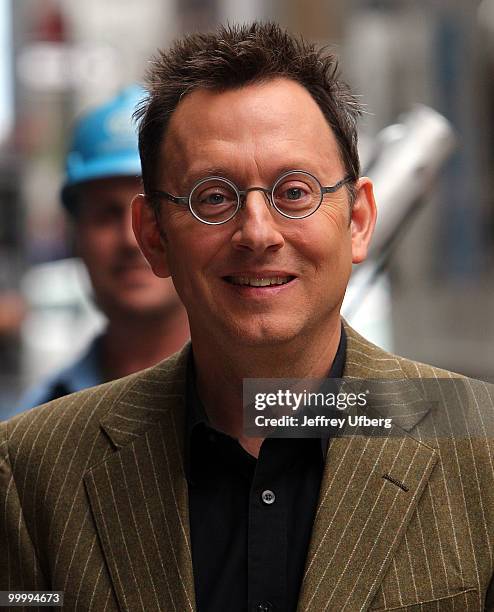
186, 327, 346, 612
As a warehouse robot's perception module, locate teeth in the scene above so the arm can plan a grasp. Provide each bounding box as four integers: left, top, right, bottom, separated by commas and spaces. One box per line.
230, 276, 291, 287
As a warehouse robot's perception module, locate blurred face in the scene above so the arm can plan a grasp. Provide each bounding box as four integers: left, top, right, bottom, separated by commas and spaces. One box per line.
75, 176, 181, 319
133, 78, 375, 348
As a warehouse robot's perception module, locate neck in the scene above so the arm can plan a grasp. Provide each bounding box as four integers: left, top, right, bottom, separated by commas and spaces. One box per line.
101, 306, 190, 380
192, 317, 342, 457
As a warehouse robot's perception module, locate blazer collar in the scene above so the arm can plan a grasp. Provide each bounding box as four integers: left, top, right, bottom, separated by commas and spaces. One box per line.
89, 323, 437, 612
342, 320, 432, 432
99, 343, 191, 450
99, 320, 431, 448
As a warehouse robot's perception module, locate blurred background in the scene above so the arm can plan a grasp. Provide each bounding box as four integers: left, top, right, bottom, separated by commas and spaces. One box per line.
1, 0, 494, 417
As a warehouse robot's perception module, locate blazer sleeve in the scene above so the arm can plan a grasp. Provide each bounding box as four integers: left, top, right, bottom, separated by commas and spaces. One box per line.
0, 421, 47, 590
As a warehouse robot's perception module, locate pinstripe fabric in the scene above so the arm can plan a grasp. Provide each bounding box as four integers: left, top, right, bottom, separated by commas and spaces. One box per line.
1, 323, 494, 611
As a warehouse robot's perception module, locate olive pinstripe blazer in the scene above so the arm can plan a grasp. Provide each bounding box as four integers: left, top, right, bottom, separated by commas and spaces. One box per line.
2, 323, 494, 611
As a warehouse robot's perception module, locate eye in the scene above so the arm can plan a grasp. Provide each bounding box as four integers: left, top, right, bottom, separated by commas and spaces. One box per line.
193, 185, 237, 206
274, 181, 312, 203
272, 172, 320, 217
285, 187, 305, 200
202, 192, 225, 205
82, 203, 122, 226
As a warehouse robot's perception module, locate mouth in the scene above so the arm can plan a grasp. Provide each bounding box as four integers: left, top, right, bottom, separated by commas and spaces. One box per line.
224, 275, 295, 287
113, 264, 154, 284
114, 261, 151, 274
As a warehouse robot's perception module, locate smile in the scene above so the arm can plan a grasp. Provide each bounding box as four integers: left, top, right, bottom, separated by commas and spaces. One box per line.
225, 276, 295, 287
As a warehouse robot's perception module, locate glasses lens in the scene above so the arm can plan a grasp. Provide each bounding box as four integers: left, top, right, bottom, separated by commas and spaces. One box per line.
190, 178, 239, 224
272, 172, 321, 218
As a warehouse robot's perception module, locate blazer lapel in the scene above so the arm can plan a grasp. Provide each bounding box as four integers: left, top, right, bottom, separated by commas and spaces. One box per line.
82, 324, 438, 612
297, 324, 438, 612
84, 346, 196, 612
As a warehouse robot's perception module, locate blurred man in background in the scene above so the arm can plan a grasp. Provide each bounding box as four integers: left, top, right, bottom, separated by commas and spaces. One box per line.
20, 86, 189, 408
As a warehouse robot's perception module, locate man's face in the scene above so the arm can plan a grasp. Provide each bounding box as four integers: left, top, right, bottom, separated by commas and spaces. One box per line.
134, 78, 375, 347
75, 176, 181, 319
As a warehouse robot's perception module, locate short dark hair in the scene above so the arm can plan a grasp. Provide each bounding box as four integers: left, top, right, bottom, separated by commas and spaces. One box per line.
135, 22, 362, 199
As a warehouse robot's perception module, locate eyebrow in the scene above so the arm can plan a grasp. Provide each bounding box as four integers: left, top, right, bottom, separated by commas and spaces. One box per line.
182, 167, 234, 188
181, 164, 321, 191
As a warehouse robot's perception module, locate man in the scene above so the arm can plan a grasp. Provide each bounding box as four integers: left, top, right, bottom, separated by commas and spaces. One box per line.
2, 23, 494, 611
20, 86, 189, 409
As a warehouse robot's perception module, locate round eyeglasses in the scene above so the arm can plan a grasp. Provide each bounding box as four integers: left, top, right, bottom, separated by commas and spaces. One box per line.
149, 170, 352, 225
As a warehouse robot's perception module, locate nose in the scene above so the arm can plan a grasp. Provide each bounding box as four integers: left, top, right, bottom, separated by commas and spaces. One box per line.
230, 190, 285, 254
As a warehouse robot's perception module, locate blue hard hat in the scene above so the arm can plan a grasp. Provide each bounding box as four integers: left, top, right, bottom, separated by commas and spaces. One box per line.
61, 84, 146, 211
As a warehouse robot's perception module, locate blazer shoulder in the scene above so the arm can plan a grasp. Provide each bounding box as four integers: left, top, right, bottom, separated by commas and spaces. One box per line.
1, 343, 191, 470
344, 320, 488, 382
344, 322, 494, 435
394, 353, 494, 430
390, 346, 494, 402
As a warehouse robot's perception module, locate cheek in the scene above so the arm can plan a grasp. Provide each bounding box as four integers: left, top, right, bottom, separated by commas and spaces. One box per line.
317, 203, 351, 232
286, 209, 352, 269
78, 224, 113, 253
163, 212, 231, 271
161, 226, 220, 297
78, 230, 116, 283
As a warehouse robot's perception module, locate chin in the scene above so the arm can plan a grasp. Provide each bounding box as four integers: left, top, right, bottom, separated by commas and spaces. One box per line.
228, 318, 302, 347
101, 294, 169, 318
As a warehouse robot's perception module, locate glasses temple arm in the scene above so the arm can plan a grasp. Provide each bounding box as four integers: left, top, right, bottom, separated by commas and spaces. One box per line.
321, 176, 353, 194
149, 190, 189, 206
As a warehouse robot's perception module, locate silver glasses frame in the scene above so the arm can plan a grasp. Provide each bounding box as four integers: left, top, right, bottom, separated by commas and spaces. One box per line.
149, 170, 353, 225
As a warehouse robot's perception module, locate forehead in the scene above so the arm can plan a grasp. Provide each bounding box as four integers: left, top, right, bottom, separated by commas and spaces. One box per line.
161, 77, 343, 186
74, 176, 140, 218
77, 176, 141, 199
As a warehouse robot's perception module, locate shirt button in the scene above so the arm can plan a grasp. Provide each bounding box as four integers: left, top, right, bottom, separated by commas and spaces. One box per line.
261, 489, 276, 505
256, 602, 273, 612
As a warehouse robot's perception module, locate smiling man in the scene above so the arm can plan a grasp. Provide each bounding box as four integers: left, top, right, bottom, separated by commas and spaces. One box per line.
132, 76, 375, 460
2, 23, 494, 612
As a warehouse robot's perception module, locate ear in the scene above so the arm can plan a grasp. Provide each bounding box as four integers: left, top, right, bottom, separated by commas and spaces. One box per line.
131, 194, 171, 278
350, 177, 377, 264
